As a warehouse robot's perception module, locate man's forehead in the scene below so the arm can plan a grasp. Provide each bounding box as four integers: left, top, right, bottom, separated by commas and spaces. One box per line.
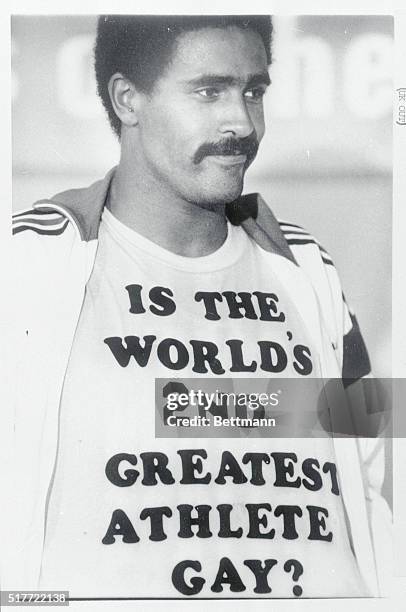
167, 26, 269, 82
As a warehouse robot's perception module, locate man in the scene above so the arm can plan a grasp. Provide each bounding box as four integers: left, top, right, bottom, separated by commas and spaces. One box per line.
6, 15, 391, 599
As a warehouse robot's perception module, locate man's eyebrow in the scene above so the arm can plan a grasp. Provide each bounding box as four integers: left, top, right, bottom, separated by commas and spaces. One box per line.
184, 72, 271, 88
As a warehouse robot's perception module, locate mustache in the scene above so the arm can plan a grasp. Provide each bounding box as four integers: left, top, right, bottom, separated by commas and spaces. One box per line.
193, 133, 259, 165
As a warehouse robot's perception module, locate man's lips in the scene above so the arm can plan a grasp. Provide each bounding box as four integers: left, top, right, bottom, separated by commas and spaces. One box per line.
206, 154, 247, 166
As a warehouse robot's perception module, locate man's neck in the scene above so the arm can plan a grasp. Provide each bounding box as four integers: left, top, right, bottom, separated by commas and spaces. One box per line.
107, 158, 228, 258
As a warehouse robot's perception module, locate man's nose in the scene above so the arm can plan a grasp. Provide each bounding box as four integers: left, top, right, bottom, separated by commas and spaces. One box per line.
219, 95, 255, 139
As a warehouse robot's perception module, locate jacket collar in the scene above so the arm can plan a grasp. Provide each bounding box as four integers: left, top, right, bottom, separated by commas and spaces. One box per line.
33, 167, 297, 265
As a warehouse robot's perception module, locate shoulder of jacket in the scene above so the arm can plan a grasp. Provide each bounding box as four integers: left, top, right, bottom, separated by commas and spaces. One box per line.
275, 217, 347, 361
12, 206, 70, 237
12, 205, 84, 279
12, 168, 115, 242
277, 219, 335, 268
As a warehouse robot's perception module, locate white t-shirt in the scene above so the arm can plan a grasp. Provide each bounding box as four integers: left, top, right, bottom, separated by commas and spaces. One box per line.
39, 209, 367, 598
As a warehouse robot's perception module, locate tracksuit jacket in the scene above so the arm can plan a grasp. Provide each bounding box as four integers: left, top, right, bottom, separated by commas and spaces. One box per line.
3, 168, 392, 596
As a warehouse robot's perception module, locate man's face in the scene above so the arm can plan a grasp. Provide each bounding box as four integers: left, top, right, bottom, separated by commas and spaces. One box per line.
134, 26, 270, 207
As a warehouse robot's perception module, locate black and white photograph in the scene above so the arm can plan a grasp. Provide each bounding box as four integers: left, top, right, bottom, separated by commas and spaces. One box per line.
2, 2, 404, 610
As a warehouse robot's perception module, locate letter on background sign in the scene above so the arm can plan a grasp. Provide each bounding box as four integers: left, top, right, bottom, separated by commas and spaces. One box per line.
56, 35, 104, 118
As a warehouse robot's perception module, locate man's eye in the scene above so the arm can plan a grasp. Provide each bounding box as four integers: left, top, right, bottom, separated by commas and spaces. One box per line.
244, 87, 266, 102
196, 87, 220, 99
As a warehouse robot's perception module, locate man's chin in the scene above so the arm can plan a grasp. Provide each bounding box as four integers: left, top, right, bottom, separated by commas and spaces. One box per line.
201, 176, 245, 206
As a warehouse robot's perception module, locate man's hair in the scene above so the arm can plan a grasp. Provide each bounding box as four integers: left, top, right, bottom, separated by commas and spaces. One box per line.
94, 15, 273, 138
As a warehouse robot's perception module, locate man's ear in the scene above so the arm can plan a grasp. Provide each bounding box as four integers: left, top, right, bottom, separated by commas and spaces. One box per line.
108, 72, 140, 128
